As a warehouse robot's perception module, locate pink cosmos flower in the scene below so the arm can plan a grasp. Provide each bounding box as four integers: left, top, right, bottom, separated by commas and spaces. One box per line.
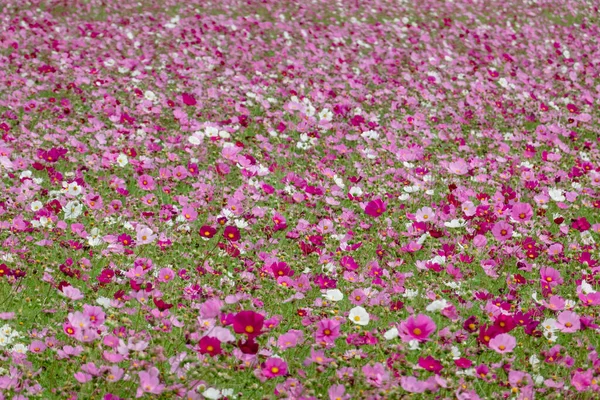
200, 298, 223, 319
83, 305, 105, 327
364, 199, 386, 218
349, 289, 367, 305
399, 314, 436, 342
328, 384, 349, 400
415, 207, 435, 223
315, 318, 341, 344
137, 174, 156, 191
491, 221, 513, 242
29, 340, 47, 353
136, 367, 165, 397
488, 333, 516, 354
277, 330, 303, 350
136, 225, 156, 245
400, 376, 437, 393
447, 159, 469, 175
61, 285, 84, 300
181, 206, 198, 222
540, 266, 563, 287
511, 202, 533, 223
362, 362, 389, 387
556, 310, 580, 333
571, 369, 594, 392
158, 267, 175, 283
305, 349, 334, 366
262, 357, 287, 378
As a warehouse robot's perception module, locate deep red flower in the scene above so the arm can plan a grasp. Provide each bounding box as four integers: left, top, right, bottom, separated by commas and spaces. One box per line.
270, 262, 295, 278
477, 324, 501, 346
153, 298, 173, 311
238, 337, 259, 354
223, 226, 240, 241
199, 225, 217, 238
198, 336, 222, 357
233, 310, 264, 337
463, 316, 479, 333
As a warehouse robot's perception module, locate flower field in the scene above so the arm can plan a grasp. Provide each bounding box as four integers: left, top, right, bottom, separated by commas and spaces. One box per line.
0, 0, 599, 398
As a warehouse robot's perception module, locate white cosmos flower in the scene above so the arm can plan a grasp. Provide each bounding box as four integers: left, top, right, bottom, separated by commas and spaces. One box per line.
384, 327, 399, 340
548, 188, 565, 202
349, 186, 363, 196
444, 218, 466, 228
323, 289, 344, 302
234, 219, 249, 229
30, 201, 43, 212
63, 201, 83, 219
580, 280, 596, 294
63, 181, 82, 197
361, 130, 379, 140
348, 306, 370, 326
88, 228, 103, 247
11, 343, 27, 354
402, 289, 419, 299
318, 108, 332, 121
426, 299, 448, 312
205, 126, 220, 138
451, 346, 461, 358
541, 318, 558, 338
144, 90, 156, 102
96, 297, 112, 308
529, 354, 540, 367
116, 153, 128, 167
407, 340, 420, 350
202, 388, 222, 400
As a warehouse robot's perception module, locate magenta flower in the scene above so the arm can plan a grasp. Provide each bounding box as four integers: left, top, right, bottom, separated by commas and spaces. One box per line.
488, 333, 516, 354
418, 356, 444, 374
364, 199, 386, 218
182, 93, 197, 106
262, 357, 287, 378
556, 310, 580, 333
399, 314, 436, 342
511, 202, 533, 223
491, 220, 513, 241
